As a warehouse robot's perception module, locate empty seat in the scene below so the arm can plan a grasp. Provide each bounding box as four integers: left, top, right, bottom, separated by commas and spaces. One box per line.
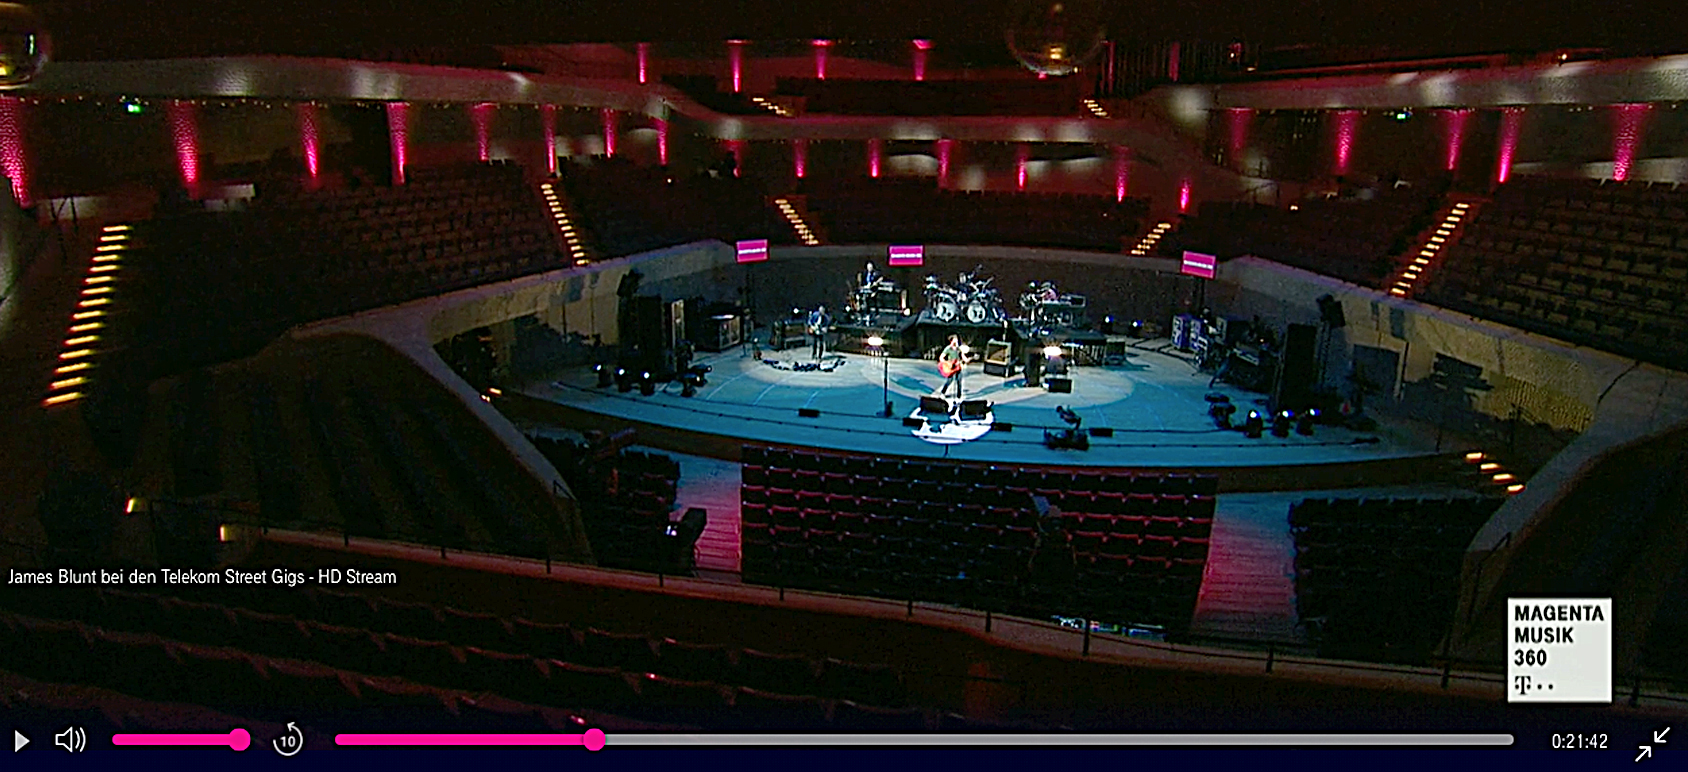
579, 628, 660, 673
736, 648, 817, 693
730, 686, 833, 730
511, 618, 577, 660
541, 662, 639, 710
462, 646, 550, 703
817, 658, 906, 706
655, 638, 735, 682
441, 607, 514, 651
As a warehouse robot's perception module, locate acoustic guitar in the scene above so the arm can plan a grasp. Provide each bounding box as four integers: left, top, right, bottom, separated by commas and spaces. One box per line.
937, 350, 973, 377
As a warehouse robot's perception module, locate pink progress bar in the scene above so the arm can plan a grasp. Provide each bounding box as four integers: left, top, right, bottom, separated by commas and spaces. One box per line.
336, 728, 606, 750
112, 728, 251, 750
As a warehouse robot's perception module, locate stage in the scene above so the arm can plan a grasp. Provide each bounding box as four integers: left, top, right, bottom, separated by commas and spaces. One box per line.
509, 339, 1451, 489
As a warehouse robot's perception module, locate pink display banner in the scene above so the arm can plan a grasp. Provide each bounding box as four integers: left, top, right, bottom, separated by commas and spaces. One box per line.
736, 239, 769, 263
1181, 251, 1217, 279
888, 244, 924, 266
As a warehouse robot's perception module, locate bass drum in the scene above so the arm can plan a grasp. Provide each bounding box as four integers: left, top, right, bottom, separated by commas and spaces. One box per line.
964, 300, 991, 324
932, 294, 961, 322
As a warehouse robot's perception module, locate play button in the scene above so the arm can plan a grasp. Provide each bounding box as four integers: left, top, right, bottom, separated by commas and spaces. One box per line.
13, 730, 28, 752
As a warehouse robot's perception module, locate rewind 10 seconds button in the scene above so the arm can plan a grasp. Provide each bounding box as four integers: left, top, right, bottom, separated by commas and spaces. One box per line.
1507, 598, 1612, 703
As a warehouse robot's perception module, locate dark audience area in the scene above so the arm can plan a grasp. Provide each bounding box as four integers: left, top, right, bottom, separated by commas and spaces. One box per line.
529, 436, 700, 575
1157, 185, 1443, 287
557, 156, 797, 257
1421, 177, 1688, 371
804, 178, 1149, 251
1289, 496, 1503, 664
741, 446, 1215, 635
776, 78, 1081, 116
129, 162, 559, 378
661, 75, 773, 116
0, 583, 936, 733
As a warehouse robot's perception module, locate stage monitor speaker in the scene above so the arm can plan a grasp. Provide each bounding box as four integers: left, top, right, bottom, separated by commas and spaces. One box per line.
991, 422, 1014, 432
1273, 323, 1319, 413
1089, 427, 1114, 438
902, 416, 926, 428
797, 407, 821, 418
1045, 377, 1072, 394
959, 399, 990, 419
919, 395, 951, 414
1317, 294, 1347, 329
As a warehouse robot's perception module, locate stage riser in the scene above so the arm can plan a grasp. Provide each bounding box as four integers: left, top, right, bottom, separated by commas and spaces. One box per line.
497, 392, 1466, 493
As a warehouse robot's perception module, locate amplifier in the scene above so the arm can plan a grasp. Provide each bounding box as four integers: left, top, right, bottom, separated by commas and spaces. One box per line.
695, 314, 742, 352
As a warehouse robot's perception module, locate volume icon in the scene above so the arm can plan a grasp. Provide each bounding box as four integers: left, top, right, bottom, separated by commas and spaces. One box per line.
54, 726, 87, 753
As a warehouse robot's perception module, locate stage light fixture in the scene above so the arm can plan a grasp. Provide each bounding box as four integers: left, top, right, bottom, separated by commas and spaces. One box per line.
595, 363, 612, 387
639, 371, 656, 396
616, 367, 633, 393
1296, 409, 1317, 435
1271, 410, 1292, 438
1244, 410, 1264, 438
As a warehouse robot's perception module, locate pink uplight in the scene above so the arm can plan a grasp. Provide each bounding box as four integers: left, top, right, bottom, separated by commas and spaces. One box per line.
0, 95, 30, 206
728, 40, 744, 93
601, 108, 617, 157
1178, 178, 1192, 213
1611, 103, 1650, 182
1225, 108, 1250, 163
912, 40, 931, 81
868, 138, 882, 178
656, 118, 669, 166
541, 104, 557, 175
1015, 144, 1029, 190
167, 100, 201, 197
1331, 109, 1358, 176
1496, 107, 1523, 184
726, 139, 744, 177
813, 39, 831, 80
471, 102, 494, 162
936, 138, 953, 185
793, 138, 807, 178
637, 42, 650, 84
297, 103, 320, 185
386, 102, 409, 185
1441, 108, 1471, 172
1113, 145, 1130, 202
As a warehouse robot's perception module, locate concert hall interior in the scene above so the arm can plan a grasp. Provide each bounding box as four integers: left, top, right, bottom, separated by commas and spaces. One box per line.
2, 0, 1687, 750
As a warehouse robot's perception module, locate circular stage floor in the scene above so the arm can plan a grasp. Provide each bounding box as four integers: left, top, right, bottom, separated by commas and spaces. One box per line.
515, 340, 1441, 480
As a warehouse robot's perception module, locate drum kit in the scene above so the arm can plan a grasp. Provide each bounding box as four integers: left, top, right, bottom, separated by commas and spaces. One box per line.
923, 267, 1007, 325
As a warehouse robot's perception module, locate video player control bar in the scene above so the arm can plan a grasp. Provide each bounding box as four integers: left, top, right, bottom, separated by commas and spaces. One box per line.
607, 733, 1516, 746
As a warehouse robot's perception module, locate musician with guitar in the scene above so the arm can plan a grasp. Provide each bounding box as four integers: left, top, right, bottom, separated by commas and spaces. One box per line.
807, 304, 832, 360
938, 334, 971, 399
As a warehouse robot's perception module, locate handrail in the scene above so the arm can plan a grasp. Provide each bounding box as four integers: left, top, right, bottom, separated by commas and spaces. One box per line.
1464, 530, 1514, 627
48, 515, 1688, 703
